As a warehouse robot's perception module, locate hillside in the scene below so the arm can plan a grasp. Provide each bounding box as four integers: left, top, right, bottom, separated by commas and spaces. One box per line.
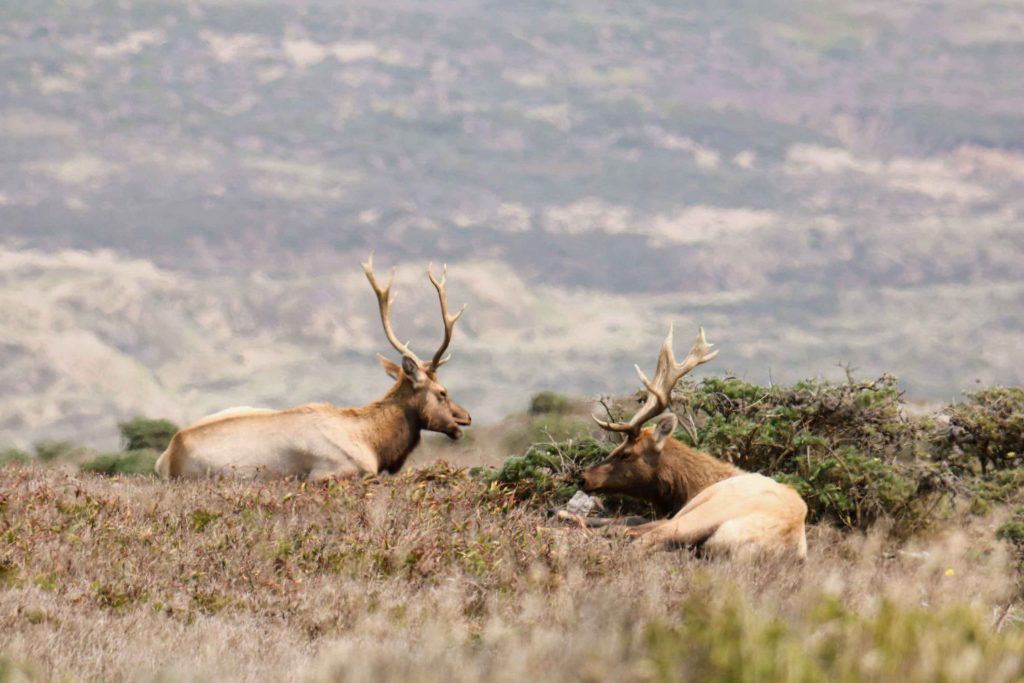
1, 0, 1023, 447
1, 465, 1021, 682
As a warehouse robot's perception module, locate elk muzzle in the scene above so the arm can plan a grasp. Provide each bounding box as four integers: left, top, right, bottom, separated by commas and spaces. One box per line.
447, 402, 472, 439
581, 463, 612, 493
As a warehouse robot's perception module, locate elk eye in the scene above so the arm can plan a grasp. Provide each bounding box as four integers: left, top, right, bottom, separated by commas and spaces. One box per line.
439, 390, 447, 400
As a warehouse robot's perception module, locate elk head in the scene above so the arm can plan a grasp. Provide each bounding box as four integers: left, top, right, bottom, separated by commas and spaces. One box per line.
363, 254, 472, 439
582, 326, 718, 497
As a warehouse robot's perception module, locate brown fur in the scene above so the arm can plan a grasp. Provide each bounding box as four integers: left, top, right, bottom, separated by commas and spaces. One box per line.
584, 414, 808, 558
155, 363, 470, 480
583, 429, 741, 516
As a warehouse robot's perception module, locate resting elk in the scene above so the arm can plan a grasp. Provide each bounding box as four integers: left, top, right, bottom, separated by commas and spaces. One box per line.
155, 255, 471, 480
582, 327, 808, 559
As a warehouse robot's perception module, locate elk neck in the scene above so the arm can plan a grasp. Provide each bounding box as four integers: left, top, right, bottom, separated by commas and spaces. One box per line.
351, 386, 423, 474
339, 378, 423, 475
653, 440, 742, 514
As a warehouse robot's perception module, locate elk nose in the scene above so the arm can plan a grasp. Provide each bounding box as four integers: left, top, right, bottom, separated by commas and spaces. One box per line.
456, 412, 472, 426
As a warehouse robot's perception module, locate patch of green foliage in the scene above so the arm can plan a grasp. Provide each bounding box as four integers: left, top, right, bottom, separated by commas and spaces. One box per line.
80, 450, 159, 476
480, 437, 608, 504
944, 387, 1024, 473
1, 441, 88, 467
118, 416, 179, 452
997, 515, 1024, 546
0, 415, 178, 476
0, 447, 30, 466
528, 391, 572, 415
479, 438, 656, 516
644, 586, 1024, 682
995, 505, 1024, 573
33, 440, 82, 462
0, 655, 35, 682
78, 416, 177, 477
666, 375, 948, 532
678, 375, 913, 468
189, 509, 222, 533
773, 447, 920, 531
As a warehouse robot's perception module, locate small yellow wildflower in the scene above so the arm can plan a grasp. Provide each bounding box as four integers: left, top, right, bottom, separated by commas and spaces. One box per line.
1007, 451, 1018, 459
945, 568, 956, 577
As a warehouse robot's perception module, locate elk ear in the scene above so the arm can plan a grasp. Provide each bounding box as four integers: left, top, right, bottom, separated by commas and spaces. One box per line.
652, 414, 678, 452
401, 355, 428, 389
378, 354, 402, 379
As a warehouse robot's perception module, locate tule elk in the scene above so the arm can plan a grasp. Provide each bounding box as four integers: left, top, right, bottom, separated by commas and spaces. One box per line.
155, 255, 471, 480
582, 327, 808, 559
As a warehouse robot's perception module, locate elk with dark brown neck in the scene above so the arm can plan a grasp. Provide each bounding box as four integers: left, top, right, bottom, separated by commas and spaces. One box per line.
582, 327, 808, 558
155, 255, 472, 480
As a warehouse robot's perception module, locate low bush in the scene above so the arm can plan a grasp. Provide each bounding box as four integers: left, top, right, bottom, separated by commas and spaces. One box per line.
945, 387, 1024, 473
80, 450, 159, 477
0, 447, 31, 466
33, 440, 85, 463
528, 391, 572, 415
645, 589, 1024, 682
477, 437, 657, 517
479, 437, 607, 504
0, 441, 89, 466
660, 375, 951, 532
675, 374, 918, 469
118, 416, 179, 452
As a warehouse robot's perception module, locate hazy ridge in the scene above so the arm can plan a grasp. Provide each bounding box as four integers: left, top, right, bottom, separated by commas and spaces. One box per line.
1, 0, 1022, 447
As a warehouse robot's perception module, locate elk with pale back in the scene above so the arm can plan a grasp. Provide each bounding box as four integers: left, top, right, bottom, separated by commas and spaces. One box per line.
582, 327, 807, 558
155, 255, 471, 480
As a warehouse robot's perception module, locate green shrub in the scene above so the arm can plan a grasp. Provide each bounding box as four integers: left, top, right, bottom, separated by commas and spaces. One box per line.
996, 517, 1024, 546
665, 375, 949, 532
479, 437, 656, 516
677, 375, 915, 469
80, 450, 159, 476
480, 437, 608, 502
995, 506, 1024, 572
774, 447, 920, 530
528, 391, 572, 415
0, 655, 35, 682
965, 469, 1024, 515
118, 416, 179, 452
945, 387, 1024, 473
0, 447, 30, 466
644, 588, 1024, 682
33, 440, 83, 462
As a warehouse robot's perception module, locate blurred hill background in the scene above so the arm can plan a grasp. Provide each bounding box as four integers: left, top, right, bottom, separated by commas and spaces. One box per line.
1, 0, 1022, 448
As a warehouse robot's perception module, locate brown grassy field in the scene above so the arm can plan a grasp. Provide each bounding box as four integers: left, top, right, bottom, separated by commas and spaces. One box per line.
2, 462, 1023, 682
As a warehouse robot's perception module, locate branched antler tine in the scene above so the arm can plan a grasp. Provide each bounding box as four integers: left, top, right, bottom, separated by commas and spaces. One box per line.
620, 325, 686, 430
591, 414, 636, 433
427, 262, 465, 372
674, 327, 719, 375
634, 364, 667, 405
362, 254, 421, 364
595, 325, 720, 437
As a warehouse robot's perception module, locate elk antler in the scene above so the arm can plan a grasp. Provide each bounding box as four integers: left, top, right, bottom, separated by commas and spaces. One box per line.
594, 325, 719, 435
427, 263, 467, 372
362, 253, 423, 365
362, 254, 467, 375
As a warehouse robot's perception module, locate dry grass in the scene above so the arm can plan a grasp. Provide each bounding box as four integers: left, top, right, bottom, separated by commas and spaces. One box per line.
1, 463, 1023, 682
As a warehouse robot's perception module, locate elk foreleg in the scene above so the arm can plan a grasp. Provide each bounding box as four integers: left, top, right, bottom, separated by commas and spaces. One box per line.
583, 515, 651, 528
630, 504, 727, 552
